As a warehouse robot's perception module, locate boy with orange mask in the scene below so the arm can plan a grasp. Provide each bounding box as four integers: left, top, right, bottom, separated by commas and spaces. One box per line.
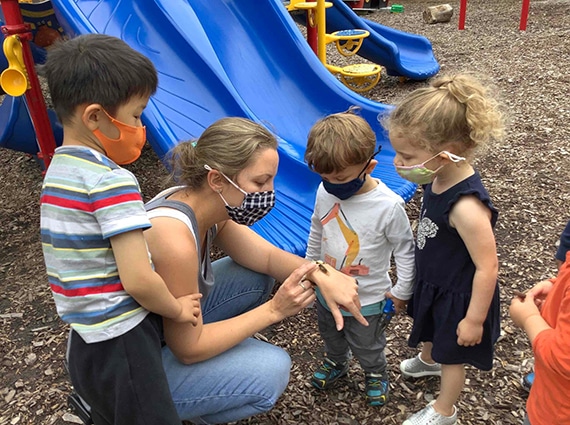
39, 34, 202, 424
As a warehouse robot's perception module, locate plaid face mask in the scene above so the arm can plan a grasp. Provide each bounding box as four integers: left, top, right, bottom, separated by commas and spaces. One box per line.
205, 165, 275, 226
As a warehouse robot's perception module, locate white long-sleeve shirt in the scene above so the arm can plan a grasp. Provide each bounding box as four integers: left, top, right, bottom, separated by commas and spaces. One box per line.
305, 179, 416, 316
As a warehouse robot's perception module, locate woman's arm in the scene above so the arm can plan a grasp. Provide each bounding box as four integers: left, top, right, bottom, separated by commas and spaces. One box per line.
111, 229, 201, 324
449, 195, 498, 346
216, 220, 367, 330
174, 263, 316, 363
145, 217, 317, 364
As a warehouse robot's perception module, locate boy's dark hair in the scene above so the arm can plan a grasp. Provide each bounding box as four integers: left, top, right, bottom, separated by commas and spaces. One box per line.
41, 34, 158, 124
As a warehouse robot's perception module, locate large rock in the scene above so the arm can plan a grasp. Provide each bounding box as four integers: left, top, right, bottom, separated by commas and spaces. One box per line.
423, 4, 454, 24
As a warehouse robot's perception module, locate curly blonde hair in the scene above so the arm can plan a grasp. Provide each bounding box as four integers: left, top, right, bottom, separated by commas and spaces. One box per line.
384, 73, 505, 156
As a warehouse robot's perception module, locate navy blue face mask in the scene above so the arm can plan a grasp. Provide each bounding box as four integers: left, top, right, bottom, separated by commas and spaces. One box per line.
322, 147, 381, 200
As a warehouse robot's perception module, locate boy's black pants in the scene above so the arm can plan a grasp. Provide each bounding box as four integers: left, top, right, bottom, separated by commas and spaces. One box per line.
68, 314, 181, 425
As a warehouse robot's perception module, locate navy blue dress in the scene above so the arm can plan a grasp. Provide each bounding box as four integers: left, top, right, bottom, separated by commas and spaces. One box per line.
407, 172, 500, 371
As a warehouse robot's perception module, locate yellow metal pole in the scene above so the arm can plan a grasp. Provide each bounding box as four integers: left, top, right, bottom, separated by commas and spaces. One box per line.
316, 0, 326, 64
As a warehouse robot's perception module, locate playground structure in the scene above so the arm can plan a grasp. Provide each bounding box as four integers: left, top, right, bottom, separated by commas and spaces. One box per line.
1, 35, 29, 96
287, 0, 382, 92
291, 0, 439, 80
0, 0, 57, 170
0, 0, 439, 256
458, 0, 532, 30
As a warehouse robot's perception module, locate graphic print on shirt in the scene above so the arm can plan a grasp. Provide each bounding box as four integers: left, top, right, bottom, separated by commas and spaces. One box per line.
416, 208, 438, 250
321, 203, 370, 277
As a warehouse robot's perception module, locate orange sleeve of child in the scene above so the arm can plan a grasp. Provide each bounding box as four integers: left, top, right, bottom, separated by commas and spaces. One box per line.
527, 262, 570, 424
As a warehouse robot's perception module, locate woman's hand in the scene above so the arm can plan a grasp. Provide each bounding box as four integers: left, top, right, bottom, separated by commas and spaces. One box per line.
268, 262, 318, 322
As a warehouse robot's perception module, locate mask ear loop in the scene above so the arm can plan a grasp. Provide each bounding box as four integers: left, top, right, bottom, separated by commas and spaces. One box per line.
204, 164, 248, 195
358, 145, 383, 177
440, 151, 466, 163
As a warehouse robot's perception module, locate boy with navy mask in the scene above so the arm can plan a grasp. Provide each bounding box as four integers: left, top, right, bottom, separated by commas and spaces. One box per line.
304, 109, 415, 406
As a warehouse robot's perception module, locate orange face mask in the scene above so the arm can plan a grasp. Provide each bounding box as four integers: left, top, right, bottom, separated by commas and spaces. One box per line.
93, 110, 146, 165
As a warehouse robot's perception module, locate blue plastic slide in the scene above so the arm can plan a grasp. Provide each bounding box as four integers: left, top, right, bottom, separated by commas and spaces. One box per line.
326, 0, 440, 79
0, 95, 62, 155
40, 0, 417, 256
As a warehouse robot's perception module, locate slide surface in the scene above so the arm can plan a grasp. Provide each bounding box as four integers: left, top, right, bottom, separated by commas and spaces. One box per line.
326, 0, 440, 79
0, 95, 62, 155
49, 0, 417, 256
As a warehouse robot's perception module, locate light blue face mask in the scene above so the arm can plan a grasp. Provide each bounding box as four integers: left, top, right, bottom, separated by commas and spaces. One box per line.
394, 151, 465, 184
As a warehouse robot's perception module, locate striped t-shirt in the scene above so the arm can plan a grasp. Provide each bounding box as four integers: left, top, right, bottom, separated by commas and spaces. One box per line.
40, 146, 150, 343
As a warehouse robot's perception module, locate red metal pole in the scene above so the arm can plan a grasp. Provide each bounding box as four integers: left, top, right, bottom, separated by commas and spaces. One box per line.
520, 0, 530, 31
1, 0, 56, 171
458, 0, 467, 30
307, 10, 318, 55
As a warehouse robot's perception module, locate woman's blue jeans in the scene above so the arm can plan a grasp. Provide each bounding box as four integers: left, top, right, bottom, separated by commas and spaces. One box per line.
162, 257, 291, 424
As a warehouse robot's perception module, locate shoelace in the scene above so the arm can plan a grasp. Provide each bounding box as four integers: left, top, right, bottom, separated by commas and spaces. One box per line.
318, 361, 342, 377
366, 379, 387, 390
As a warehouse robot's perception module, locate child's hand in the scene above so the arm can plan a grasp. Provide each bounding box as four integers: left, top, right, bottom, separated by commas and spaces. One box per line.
173, 293, 203, 325
456, 317, 483, 346
526, 279, 554, 309
510, 292, 541, 329
385, 292, 407, 314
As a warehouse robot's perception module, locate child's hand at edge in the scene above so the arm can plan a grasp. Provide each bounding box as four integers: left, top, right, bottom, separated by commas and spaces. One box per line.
173, 293, 203, 325
526, 279, 554, 309
385, 292, 407, 314
509, 292, 541, 329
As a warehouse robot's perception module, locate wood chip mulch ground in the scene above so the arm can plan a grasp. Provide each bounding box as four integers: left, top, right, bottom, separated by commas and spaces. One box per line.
1, 0, 569, 424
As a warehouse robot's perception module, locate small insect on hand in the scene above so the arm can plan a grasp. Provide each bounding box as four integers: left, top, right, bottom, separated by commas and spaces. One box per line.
314, 260, 329, 275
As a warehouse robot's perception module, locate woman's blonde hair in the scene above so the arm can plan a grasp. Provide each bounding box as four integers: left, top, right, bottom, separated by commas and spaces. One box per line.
305, 108, 376, 174
384, 73, 505, 156
167, 117, 278, 189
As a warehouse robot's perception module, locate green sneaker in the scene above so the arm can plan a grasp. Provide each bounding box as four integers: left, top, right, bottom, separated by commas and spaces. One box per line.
311, 358, 349, 390
365, 373, 389, 406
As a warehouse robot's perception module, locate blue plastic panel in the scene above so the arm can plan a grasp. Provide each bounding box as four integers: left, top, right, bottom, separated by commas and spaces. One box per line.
46, 0, 417, 256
